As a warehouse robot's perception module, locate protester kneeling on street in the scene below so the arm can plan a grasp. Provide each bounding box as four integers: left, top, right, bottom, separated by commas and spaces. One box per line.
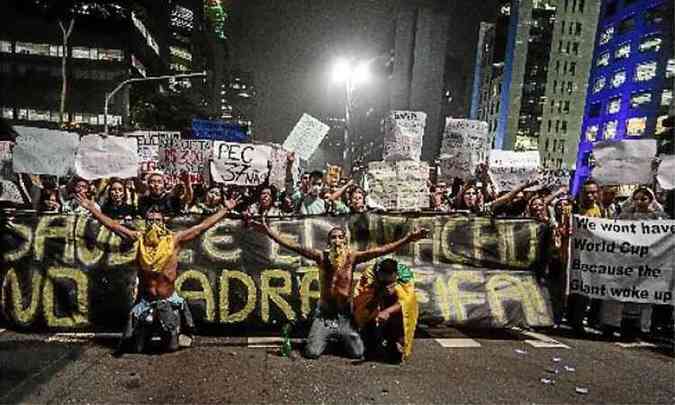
354, 258, 419, 364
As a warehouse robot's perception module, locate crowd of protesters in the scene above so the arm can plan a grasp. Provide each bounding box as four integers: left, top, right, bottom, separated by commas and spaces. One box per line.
2, 150, 674, 343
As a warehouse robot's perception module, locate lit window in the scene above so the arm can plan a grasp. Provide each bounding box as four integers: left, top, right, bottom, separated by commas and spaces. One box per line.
599, 26, 614, 45
49, 45, 63, 57
169, 46, 192, 61
593, 76, 606, 93
614, 42, 630, 59
0, 41, 11, 53
626, 117, 647, 136
15, 42, 50, 56
666, 59, 675, 78
604, 120, 618, 140
607, 97, 621, 114
634, 61, 657, 82
662, 89, 673, 106
18, 109, 27, 119
98, 49, 123, 61
72, 46, 91, 59
2, 107, 12, 119
656, 115, 669, 134
585, 125, 599, 142
630, 92, 652, 108
74, 113, 84, 123
597, 52, 610, 67
639, 35, 662, 52
611, 70, 626, 88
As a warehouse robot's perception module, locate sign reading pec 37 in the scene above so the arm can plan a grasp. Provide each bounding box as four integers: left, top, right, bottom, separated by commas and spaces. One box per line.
0, 213, 552, 331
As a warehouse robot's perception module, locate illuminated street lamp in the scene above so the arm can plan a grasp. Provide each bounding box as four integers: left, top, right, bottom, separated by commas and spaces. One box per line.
331, 58, 370, 174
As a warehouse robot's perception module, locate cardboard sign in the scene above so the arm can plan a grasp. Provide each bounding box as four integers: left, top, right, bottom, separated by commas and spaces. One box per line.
282, 114, 330, 161
12, 126, 79, 176
439, 119, 489, 180
75, 135, 139, 180
367, 160, 429, 210
382, 111, 426, 161
211, 142, 271, 185
657, 155, 675, 190
488, 150, 540, 192
0, 180, 22, 203
126, 131, 174, 174
592, 140, 656, 185
267, 144, 297, 191
158, 133, 212, 183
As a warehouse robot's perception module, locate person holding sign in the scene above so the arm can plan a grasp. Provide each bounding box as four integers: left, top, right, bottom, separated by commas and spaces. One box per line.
253, 218, 428, 360
76, 192, 240, 354
354, 258, 419, 364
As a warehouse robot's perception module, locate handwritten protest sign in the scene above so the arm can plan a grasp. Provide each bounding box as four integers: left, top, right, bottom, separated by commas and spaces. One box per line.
74, 135, 139, 180
591, 139, 656, 185
488, 150, 540, 192
282, 114, 329, 161
570, 216, 675, 305
383, 111, 426, 161
212, 142, 271, 185
126, 131, 173, 174
267, 144, 298, 191
439, 119, 489, 180
158, 133, 212, 183
12, 126, 79, 176
0, 180, 22, 203
367, 160, 429, 210
657, 155, 675, 190
0, 141, 13, 180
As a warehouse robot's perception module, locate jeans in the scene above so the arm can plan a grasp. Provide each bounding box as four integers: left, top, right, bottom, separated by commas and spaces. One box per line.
304, 307, 364, 359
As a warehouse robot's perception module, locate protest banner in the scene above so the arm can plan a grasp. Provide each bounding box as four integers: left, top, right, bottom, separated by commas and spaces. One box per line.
158, 133, 212, 183
0, 141, 13, 181
0, 212, 552, 331
125, 130, 175, 174
282, 114, 329, 161
367, 160, 429, 210
75, 135, 139, 180
537, 168, 572, 189
212, 142, 271, 185
570, 215, 675, 304
591, 139, 657, 185
383, 111, 426, 161
657, 155, 675, 190
267, 144, 298, 191
12, 126, 79, 176
439, 119, 489, 180
191, 118, 248, 142
488, 150, 540, 192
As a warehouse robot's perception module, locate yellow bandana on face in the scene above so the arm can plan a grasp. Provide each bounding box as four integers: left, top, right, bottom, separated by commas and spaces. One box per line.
138, 224, 174, 273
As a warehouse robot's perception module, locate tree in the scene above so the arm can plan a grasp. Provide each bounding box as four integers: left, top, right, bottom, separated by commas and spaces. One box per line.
130, 87, 211, 131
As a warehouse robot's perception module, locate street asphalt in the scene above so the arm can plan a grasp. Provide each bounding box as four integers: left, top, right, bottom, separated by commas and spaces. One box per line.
1, 326, 673, 404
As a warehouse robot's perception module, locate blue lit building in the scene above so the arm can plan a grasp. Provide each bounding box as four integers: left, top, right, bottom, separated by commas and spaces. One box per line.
573, 0, 673, 193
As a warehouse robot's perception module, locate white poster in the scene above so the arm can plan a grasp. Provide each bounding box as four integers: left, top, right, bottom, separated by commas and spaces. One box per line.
382, 111, 426, 161
592, 139, 657, 185
75, 135, 139, 180
0, 180, 23, 203
158, 133, 212, 183
268, 144, 298, 191
12, 126, 79, 176
570, 215, 675, 305
126, 131, 177, 174
657, 155, 675, 190
282, 114, 330, 161
367, 160, 429, 210
212, 142, 271, 185
488, 150, 540, 192
439, 119, 489, 180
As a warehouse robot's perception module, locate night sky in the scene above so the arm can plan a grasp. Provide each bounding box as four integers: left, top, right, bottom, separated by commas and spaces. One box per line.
230, 0, 497, 156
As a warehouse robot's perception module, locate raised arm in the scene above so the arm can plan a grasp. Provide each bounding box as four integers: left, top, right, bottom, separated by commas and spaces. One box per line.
354, 228, 429, 264
491, 178, 538, 210
324, 179, 354, 202
252, 217, 322, 262
544, 186, 568, 207
77, 194, 139, 240
174, 196, 240, 244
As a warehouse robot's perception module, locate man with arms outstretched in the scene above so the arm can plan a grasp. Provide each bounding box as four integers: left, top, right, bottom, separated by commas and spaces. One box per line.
254, 219, 428, 359
78, 194, 239, 353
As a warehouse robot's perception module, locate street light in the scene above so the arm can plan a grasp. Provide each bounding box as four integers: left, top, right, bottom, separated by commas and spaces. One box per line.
331, 58, 371, 174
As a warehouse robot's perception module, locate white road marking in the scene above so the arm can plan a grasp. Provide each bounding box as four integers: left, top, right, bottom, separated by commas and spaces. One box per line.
524, 339, 570, 349
248, 344, 282, 349
247, 337, 303, 345
46, 332, 122, 343
615, 341, 657, 348
434, 338, 482, 348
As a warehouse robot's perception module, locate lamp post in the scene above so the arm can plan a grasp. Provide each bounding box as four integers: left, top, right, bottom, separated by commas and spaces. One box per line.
104, 71, 207, 135
332, 59, 370, 175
